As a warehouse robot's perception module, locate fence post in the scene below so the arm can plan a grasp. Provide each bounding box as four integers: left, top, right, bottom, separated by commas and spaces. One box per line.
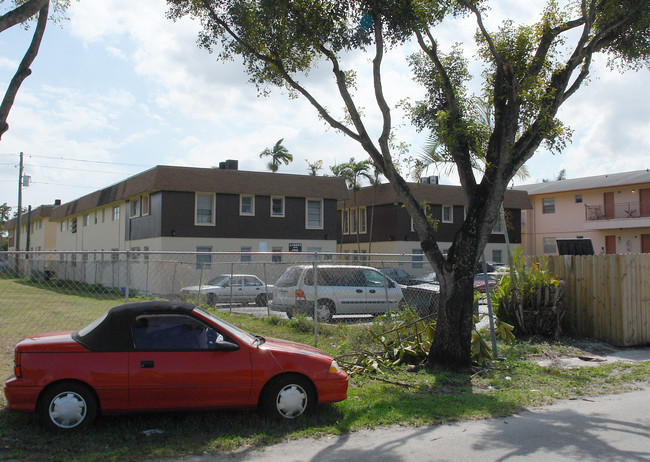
171, 262, 178, 298
230, 262, 234, 312
125, 250, 130, 303
381, 260, 390, 308
313, 256, 319, 347
263, 262, 269, 317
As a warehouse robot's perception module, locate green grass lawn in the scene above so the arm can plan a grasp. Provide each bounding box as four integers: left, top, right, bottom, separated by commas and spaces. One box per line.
0, 278, 648, 461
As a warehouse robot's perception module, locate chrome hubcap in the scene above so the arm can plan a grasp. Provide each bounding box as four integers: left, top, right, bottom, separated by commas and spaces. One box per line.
49, 392, 87, 429
276, 384, 307, 418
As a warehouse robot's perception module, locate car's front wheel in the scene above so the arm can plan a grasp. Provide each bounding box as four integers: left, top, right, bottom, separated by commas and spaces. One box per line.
262, 374, 315, 420
255, 293, 267, 307
38, 382, 98, 431
206, 293, 217, 306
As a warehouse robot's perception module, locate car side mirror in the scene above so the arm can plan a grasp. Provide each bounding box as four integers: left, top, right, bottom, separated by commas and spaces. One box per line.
214, 341, 239, 351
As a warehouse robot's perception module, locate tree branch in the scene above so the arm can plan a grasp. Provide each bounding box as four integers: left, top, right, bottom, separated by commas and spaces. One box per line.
0, 1, 49, 140
0, 0, 48, 33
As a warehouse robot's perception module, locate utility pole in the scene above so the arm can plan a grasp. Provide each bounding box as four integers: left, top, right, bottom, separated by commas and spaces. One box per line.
15, 152, 23, 273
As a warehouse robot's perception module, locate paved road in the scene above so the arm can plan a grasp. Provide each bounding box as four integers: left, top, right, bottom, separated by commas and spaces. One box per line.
160, 388, 650, 462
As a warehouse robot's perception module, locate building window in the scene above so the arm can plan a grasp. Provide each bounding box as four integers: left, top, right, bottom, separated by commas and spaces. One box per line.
111, 248, 119, 261
195, 193, 215, 225
272, 246, 282, 263
442, 205, 453, 223
130, 198, 140, 218
196, 246, 212, 270
350, 208, 358, 233
542, 197, 555, 214
94, 212, 98, 225
412, 249, 424, 269
543, 237, 556, 254
240, 246, 252, 263
492, 219, 504, 234
492, 249, 503, 263
141, 195, 150, 216
83, 214, 90, 227
112, 205, 120, 221
342, 209, 349, 235
143, 246, 149, 261
271, 196, 284, 217
240, 194, 255, 216
306, 198, 323, 229
130, 247, 140, 261
575, 194, 583, 204
102, 208, 105, 223
358, 207, 367, 234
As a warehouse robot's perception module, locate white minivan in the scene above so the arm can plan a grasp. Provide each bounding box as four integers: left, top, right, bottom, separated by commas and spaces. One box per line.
272, 265, 404, 322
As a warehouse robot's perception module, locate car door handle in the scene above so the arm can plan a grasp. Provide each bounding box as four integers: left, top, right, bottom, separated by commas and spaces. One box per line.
356, 289, 363, 293
369, 289, 376, 293
141, 361, 154, 369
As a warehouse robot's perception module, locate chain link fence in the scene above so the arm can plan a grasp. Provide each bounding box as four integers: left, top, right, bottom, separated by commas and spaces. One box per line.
0, 250, 441, 374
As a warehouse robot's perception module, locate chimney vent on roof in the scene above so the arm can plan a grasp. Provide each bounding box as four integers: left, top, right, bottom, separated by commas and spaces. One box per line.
219, 160, 239, 170
54, 199, 61, 206
420, 175, 439, 184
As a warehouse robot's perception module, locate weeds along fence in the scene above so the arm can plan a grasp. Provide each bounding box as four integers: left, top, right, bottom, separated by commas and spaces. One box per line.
540, 254, 650, 347
0, 250, 440, 373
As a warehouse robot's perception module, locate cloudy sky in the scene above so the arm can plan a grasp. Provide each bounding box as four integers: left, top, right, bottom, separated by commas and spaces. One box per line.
1, 0, 648, 211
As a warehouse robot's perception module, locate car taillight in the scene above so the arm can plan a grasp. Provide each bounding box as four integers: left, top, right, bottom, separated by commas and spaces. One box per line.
295, 289, 306, 301
13, 351, 21, 378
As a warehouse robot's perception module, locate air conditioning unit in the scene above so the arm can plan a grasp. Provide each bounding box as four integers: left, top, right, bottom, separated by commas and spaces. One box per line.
420, 176, 439, 184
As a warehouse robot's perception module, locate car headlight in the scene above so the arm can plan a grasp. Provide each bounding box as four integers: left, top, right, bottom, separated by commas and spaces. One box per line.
328, 360, 342, 374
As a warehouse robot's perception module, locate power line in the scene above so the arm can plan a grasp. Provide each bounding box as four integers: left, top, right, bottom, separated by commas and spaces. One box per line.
0, 152, 152, 168
22, 163, 131, 175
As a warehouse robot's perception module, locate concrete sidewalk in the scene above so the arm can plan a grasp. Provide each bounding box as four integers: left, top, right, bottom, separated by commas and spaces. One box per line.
159, 387, 650, 462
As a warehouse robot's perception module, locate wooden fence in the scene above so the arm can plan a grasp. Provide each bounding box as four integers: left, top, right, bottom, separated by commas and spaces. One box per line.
541, 254, 650, 347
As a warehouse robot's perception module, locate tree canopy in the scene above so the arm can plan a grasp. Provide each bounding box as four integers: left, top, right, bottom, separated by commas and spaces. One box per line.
168, 0, 650, 369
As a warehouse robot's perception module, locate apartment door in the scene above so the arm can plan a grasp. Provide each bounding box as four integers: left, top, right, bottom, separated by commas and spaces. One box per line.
640, 188, 650, 217
604, 192, 615, 219
605, 235, 616, 254
642, 234, 650, 253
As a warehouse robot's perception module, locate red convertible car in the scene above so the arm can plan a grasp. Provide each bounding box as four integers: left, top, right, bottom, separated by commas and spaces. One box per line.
4, 301, 348, 431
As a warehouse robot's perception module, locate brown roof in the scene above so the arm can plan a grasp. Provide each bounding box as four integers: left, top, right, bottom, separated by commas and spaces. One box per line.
5, 205, 55, 229
341, 183, 532, 209
50, 166, 350, 220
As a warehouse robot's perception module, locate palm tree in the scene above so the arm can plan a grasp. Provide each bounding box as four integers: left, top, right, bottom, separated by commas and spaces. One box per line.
331, 158, 372, 254
306, 159, 323, 176
259, 138, 293, 173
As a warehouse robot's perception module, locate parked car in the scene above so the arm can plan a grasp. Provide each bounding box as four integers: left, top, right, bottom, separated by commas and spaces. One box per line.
3, 301, 348, 431
377, 268, 423, 286
272, 265, 404, 322
473, 272, 502, 293
418, 272, 439, 284
0, 257, 8, 272
400, 282, 441, 316
180, 274, 272, 306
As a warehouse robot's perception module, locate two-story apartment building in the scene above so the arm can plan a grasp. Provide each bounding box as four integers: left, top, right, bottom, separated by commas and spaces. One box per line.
515, 169, 650, 255
6, 203, 59, 252
49, 164, 349, 257
338, 181, 532, 268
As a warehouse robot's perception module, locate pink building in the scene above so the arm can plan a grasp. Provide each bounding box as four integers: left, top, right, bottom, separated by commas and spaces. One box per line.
515, 170, 650, 256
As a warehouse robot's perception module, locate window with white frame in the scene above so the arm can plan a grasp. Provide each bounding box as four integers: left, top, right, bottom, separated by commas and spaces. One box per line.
412, 249, 424, 269
442, 205, 453, 223
94, 212, 98, 225
130, 198, 140, 218
542, 197, 555, 214
272, 246, 282, 263
102, 208, 106, 223
83, 214, 90, 227
271, 196, 284, 217
350, 208, 358, 233
195, 193, 215, 225
342, 209, 349, 235
141, 195, 150, 216
240, 246, 252, 262
240, 194, 255, 216
492, 218, 504, 234
306, 198, 323, 229
196, 246, 212, 270
492, 249, 503, 263
358, 207, 367, 233
112, 205, 120, 221
543, 237, 556, 254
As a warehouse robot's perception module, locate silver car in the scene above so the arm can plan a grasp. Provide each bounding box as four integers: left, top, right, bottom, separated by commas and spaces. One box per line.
272, 265, 403, 322
180, 274, 272, 306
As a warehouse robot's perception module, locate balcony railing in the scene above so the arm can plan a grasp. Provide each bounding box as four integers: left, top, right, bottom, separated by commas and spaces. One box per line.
585, 201, 649, 221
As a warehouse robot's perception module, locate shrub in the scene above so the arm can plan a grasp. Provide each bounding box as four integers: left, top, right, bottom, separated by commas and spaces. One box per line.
492, 249, 565, 339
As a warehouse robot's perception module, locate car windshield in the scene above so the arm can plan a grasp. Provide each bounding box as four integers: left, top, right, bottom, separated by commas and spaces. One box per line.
421, 272, 438, 282
194, 307, 257, 345
208, 275, 230, 286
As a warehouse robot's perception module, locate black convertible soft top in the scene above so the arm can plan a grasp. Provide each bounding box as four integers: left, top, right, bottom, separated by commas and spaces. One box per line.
72, 301, 198, 352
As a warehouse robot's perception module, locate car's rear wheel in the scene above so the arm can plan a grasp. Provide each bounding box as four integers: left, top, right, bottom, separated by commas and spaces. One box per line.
262, 374, 315, 420
255, 293, 267, 307
315, 299, 335, 323
38, 382, 98, 431
206, 293, 217, 306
